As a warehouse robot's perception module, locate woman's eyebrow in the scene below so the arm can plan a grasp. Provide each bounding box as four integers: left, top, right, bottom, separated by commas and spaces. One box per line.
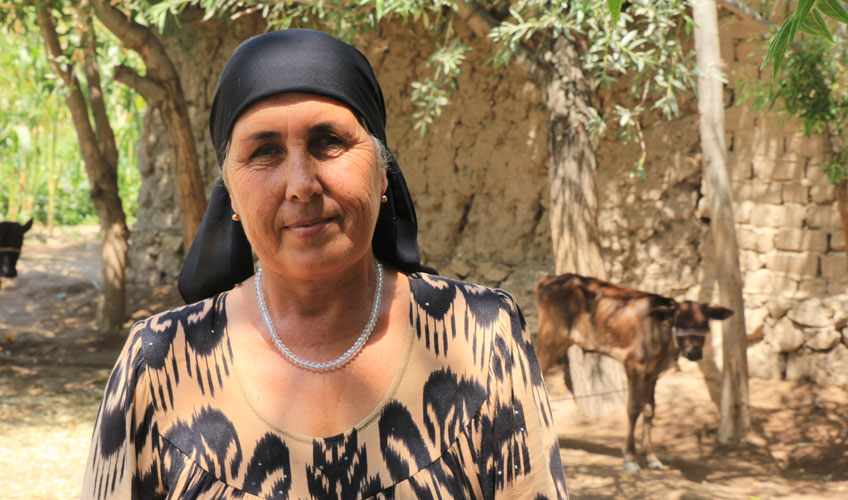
240, 122, 351, 142
241, 131, 281, 143
309, 122, 348, 135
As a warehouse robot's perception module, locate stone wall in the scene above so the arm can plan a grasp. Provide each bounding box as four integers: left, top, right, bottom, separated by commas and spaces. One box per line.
713, 10, 848, 385
590, 7, 847, 383
129, 10, 847, 387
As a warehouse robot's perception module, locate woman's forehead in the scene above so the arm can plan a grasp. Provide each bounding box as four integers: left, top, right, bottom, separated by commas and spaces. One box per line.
233, 93, 362, 134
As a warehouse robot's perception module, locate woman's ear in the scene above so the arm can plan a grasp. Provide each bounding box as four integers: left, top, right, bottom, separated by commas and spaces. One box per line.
229, 189, 240, 219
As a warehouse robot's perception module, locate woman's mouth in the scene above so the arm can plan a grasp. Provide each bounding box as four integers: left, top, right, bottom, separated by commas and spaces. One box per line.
284, 217, 332, 237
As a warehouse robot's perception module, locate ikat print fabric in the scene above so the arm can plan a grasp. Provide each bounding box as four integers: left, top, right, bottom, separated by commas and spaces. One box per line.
82, 273, 569, 499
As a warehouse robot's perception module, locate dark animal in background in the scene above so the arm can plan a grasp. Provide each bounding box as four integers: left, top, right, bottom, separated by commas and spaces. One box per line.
535, 273, 733, 472
0, 218, 33, 287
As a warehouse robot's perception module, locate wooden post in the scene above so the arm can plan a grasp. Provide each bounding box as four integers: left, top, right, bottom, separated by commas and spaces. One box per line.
693, 0, 750, 444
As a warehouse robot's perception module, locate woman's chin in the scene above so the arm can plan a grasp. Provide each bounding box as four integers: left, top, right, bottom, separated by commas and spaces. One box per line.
264, 247, 369, 281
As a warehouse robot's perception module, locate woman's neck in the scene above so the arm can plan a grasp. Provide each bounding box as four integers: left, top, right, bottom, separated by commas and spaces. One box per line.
251, 255, 384, 352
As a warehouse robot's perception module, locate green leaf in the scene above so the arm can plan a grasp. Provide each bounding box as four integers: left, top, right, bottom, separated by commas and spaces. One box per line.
608, 0, 624, 25
799, 8, 834, 41
761, 17, 794, 77
788, 0, 812, 43
818, 0, 848, 24
794, 0, 816, 22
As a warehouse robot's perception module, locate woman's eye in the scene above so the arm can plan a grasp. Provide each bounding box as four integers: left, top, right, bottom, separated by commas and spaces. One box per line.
310, 134, 348, 157
248, 144, 284, 161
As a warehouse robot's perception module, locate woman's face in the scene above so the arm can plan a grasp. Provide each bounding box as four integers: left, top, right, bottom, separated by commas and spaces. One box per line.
226, 93, 387, 281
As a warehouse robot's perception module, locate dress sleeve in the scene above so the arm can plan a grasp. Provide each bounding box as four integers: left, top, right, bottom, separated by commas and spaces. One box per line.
80, 322, 158, 500
487, 291, 569, 500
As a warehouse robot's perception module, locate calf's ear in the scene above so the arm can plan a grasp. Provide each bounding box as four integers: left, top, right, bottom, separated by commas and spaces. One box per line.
708, 306, 733, 320
23, 219, 33, 232
649, 304, 677, 321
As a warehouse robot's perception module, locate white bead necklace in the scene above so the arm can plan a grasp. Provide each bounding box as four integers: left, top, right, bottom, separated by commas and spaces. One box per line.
254, 262, 383, 372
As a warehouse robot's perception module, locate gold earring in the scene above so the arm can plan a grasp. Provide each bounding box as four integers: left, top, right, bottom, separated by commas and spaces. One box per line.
232, 212, 240, 222
381, 194, 388, 203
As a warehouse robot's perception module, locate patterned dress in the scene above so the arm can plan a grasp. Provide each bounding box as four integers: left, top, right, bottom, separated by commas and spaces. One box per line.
81, 273, 568, 499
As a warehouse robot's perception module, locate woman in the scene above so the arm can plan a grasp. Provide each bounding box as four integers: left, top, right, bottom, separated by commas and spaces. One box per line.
82, 29, 568, 499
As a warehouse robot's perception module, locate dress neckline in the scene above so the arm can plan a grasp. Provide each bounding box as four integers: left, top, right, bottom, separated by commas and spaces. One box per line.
223, 276, 419, 444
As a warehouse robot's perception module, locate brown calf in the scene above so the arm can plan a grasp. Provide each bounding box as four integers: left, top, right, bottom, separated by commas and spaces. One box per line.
535, 273, 732, 472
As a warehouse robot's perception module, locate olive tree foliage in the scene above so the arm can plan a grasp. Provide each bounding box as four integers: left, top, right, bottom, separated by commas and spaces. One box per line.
488, 0, 696, 172
772, 36, 848, 185
762, 0, 848, 76
149, 0, 696, 173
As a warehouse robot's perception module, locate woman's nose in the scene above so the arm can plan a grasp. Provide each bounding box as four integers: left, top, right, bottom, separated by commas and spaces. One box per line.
284, 154, 323, 202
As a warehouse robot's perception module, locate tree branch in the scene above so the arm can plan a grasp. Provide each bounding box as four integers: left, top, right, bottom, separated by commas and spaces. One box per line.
89, 0, 179, 84
35, 0, 74, 87
77, 1, 119, 168
35, 0, 117, 224
90, 0, 208, 245
453, 0, 546, 86
718, 0, 779, 32
113, 65, 166, 104
718, 0, 804, 51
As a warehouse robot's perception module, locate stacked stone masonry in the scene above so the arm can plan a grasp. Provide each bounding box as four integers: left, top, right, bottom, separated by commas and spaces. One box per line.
709, 8, 847, 385
130, 8, 846, 389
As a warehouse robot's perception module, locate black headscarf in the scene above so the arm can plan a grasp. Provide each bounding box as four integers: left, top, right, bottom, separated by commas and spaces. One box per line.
178, 29, 433, 304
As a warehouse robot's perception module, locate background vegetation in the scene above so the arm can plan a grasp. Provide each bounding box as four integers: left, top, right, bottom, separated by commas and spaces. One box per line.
0, 20, 144, 228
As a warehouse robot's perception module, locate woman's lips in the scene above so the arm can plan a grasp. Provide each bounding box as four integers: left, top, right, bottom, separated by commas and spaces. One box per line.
284, 217, 332, 237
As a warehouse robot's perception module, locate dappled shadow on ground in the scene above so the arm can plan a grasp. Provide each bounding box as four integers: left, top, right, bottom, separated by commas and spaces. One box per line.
0, 227, 183, 499
0, 228, 183, 423
550, 362, 848, 499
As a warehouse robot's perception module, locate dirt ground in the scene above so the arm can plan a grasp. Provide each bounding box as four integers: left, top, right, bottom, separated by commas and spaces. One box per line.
1, 227, 847, 499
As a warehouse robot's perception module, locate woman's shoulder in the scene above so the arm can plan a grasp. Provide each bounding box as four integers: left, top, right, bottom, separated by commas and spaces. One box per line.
407, 272, 522, 326
129, 293, 229, 363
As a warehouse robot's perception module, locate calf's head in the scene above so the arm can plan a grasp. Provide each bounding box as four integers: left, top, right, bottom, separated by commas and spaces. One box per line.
0, 219, 33, 278
673, 301, 733, 361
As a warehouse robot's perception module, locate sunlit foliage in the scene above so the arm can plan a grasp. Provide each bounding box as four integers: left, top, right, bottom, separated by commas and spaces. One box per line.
0, 7, 145, 226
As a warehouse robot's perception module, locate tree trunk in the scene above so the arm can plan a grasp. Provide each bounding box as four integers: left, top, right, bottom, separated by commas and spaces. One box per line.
78, 6, 129, 333
16, 156, 26, 219
36, 0, 128, 333
835, 24, 848, 256
453, 1, 625, 417
545, 37, 627, 417
836, 184, 848, 258
693, 0, 750, 445
47, 116, 58, 236
826, 124, 848, 259
158, 96, 209, 247
90, 0, 207, 249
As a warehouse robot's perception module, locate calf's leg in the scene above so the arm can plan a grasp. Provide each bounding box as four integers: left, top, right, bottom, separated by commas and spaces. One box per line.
561, 352, 574, 395
641, 377, 663, 470
623, 371, 643, 472
535, 314, 571, 375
